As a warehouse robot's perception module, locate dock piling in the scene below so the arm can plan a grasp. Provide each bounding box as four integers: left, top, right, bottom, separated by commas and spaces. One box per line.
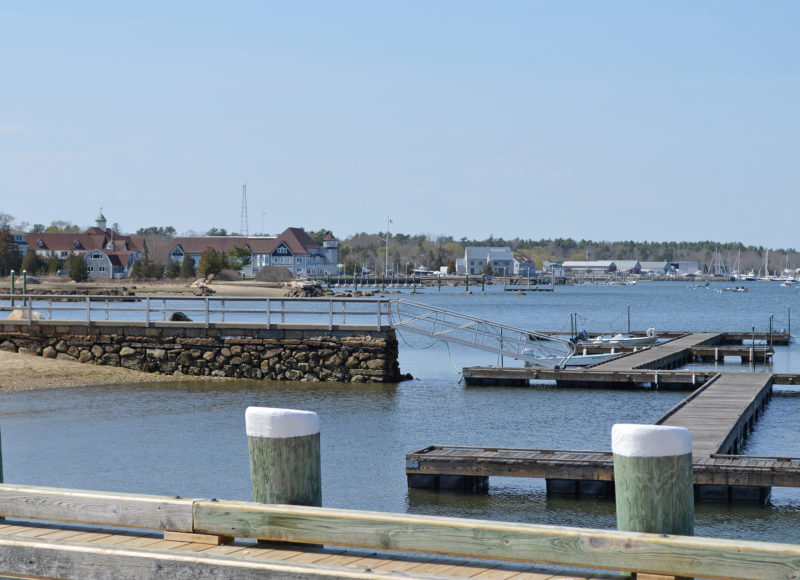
245, 407, 322, 507
612, 424, 694, 538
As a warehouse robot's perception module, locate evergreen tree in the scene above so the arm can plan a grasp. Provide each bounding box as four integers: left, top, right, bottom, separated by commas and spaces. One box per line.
45, 256, 62, 275
180, 255, 196, 278
227, 246, 252, 270
131, 257, 164, 280
165, 260, 181, 278
68, 254, 89, 282
21, 250, 43, 275
198, 247, 224, 276
0, 227, 22, 276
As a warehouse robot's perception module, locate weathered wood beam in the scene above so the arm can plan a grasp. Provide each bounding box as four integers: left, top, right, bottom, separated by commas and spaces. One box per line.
0, 484, 194, 531
192, 500, 800, 579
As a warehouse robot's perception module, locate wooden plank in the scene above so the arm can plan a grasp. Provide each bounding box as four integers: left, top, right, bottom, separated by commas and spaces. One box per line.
163, 531, 233, 545
0, 534, 428, 579
193, 500, 800, 579
0, 484, 195, 531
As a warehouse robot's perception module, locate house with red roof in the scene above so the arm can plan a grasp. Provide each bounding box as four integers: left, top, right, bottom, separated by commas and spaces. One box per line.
25, 212, 145, 279
166, 227, 339, 277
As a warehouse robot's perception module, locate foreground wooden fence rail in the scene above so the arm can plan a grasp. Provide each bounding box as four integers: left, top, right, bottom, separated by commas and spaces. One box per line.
0, 483, 799, 579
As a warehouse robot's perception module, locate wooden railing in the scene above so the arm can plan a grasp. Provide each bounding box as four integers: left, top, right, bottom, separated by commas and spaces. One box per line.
0, 294, 392, 330
0, 483, 797, 579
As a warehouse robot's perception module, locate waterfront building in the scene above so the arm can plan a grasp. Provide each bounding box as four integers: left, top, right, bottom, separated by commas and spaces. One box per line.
513, 254, 537, 276
640, 261, 672, 276
613, 260, 642, 275
562, 260, 617, 275
25, 212, 145, 279
166, 227, 339, 277
464, 246, 515, 276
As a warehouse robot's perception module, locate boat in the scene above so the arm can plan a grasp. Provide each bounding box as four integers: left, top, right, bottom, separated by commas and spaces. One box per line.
523, 349, 622, 368
581, 327, 657, 346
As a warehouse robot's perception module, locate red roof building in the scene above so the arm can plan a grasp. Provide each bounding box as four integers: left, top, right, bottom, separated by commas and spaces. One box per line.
25, 212, 145, 279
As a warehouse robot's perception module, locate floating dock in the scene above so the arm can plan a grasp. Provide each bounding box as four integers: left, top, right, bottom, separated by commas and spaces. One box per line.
410, 369, 782, 503
412, 330, 795, 503
462, 331, 779, 387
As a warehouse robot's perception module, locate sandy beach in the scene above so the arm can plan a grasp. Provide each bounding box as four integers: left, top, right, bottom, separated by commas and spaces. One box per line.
0, 349, 225, 392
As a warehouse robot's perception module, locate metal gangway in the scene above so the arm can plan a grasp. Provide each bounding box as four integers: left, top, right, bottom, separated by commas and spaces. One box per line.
388, 299, 576, 368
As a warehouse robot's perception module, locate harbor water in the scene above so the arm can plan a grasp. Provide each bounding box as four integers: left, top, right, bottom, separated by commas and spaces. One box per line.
2, 281, 800, 544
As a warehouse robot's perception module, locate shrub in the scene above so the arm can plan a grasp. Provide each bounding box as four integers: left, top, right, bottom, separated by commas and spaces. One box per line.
254, 266, 294, 282
215, 268, 242, 281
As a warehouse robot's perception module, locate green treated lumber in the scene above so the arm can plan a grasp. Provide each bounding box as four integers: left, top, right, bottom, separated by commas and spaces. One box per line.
0, 484, 194, 531
614, 454, 694, 535
246, 407, 322, 507
192, 500, 800, 580
613, 424, 694, 537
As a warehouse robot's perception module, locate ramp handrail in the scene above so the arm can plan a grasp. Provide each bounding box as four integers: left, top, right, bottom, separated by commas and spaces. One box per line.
389, 299, 575, 367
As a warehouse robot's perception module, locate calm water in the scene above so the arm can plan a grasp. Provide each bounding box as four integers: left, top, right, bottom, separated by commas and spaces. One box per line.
2, 281, 800, 543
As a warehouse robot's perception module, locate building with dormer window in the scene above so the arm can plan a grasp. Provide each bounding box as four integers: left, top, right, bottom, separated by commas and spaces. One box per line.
165, 227, 339, 277
25, 211, 145, 279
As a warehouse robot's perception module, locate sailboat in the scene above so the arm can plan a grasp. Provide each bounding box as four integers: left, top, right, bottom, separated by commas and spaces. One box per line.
757, 250, 773, 281
731, 250, 742, 280
778, 255, 796, 284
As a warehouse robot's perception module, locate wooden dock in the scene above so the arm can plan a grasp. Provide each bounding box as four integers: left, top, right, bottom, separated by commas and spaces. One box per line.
411, 368, 786, 503
463, 331, 780, 387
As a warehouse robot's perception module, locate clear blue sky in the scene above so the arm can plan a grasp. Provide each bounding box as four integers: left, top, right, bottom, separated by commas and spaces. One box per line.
2, 1, 798, 247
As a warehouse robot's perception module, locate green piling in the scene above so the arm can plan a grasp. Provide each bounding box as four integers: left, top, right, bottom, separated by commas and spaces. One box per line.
246, 407, 322, 507
612, 424, 694, 538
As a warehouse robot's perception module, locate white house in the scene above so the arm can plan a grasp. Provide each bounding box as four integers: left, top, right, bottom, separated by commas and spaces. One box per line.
464, 247, 515, 276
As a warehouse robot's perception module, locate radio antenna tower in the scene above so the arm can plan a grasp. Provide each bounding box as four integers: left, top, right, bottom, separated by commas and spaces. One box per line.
240, 183, 249, 236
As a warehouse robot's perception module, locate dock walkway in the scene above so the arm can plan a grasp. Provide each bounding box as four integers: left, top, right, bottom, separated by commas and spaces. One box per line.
411, 364, 785, 502
656, 372, 774, 457
592, 332, 722, 370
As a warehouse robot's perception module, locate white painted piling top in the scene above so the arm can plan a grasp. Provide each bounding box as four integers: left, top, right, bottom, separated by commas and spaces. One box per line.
612, 424, 692, 458
246, 407, 320, 439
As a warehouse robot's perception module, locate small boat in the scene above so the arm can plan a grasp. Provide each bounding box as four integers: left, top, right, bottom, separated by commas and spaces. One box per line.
523, 350, 622, 368
581, 327, 657, 347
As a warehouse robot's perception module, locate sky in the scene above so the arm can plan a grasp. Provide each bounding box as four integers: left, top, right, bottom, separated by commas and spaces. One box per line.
1, 1, 798, 248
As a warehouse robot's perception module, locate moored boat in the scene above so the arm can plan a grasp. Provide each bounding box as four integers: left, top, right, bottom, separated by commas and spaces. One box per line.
581, 327, 657, 347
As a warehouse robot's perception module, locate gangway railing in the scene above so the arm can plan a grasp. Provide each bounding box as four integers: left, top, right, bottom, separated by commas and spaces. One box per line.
389, 299, 575, 367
